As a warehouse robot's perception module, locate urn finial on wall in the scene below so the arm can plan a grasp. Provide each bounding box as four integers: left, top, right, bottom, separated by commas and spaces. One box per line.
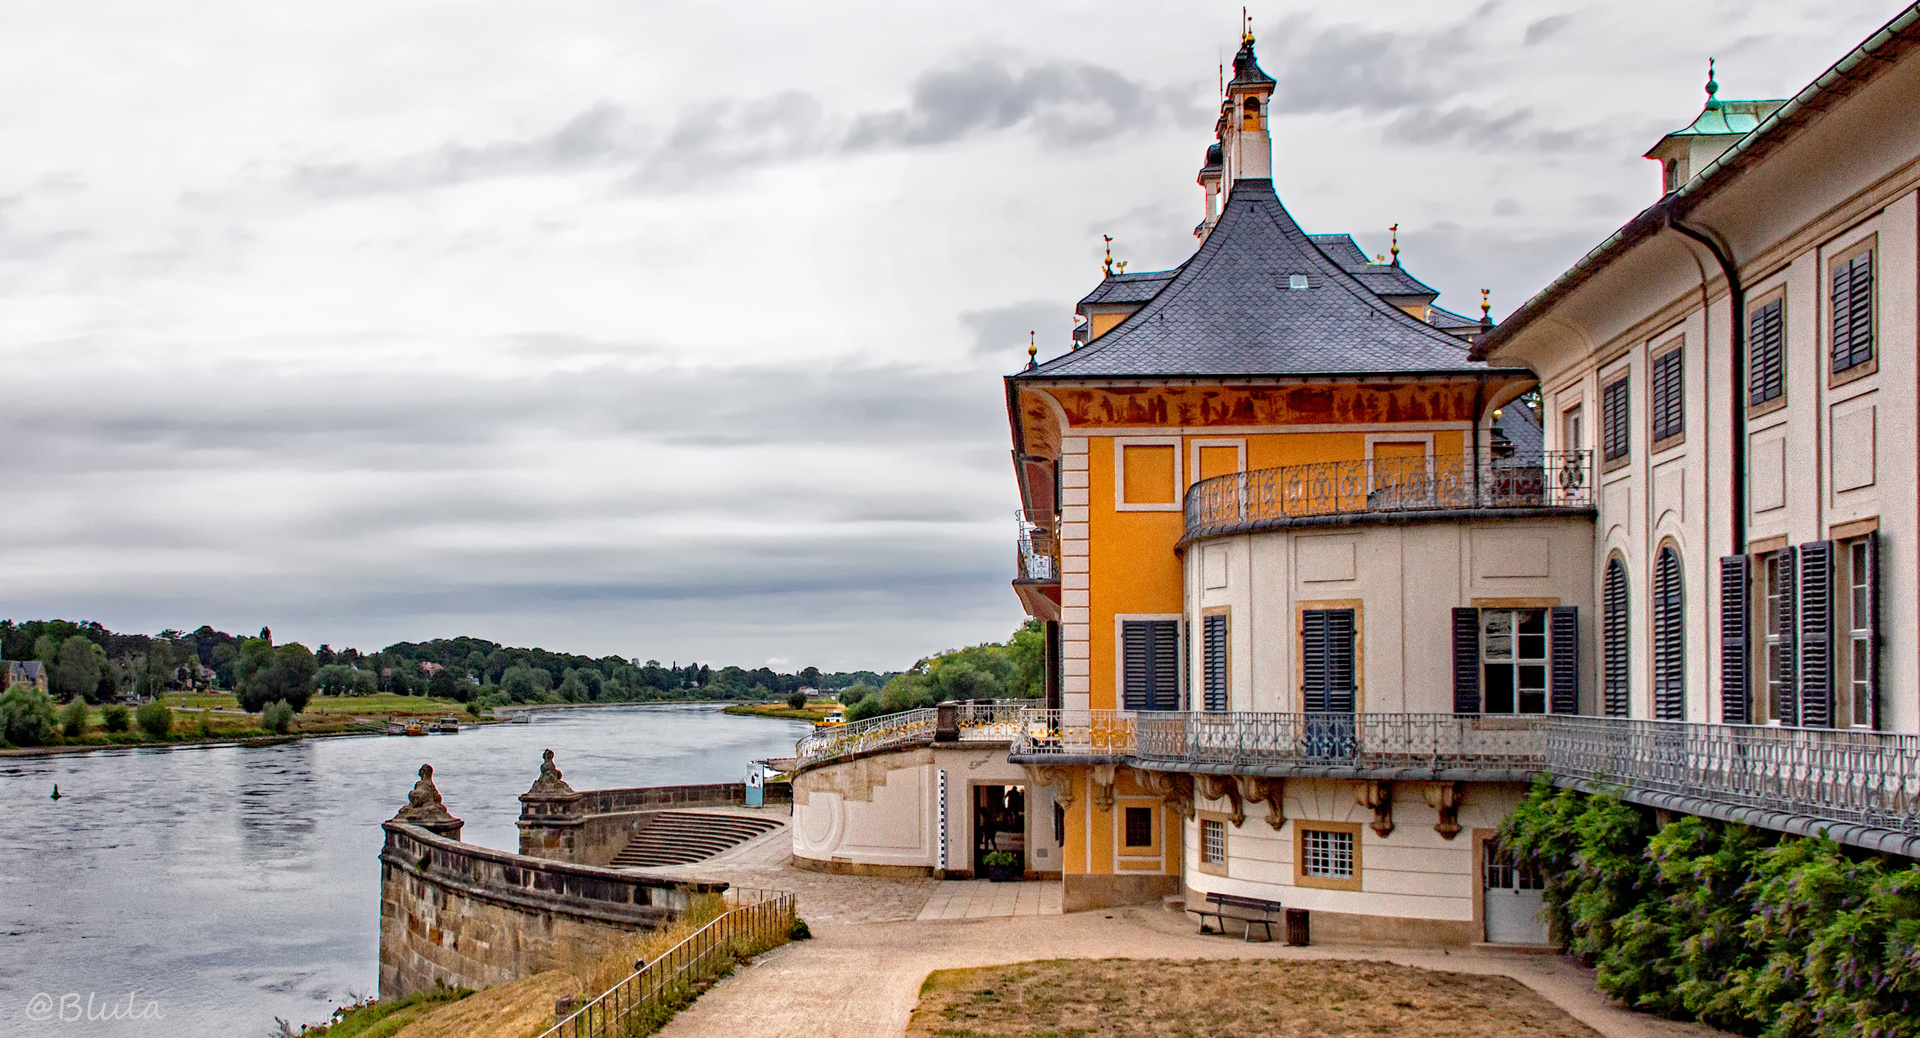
518, 749, 586, 861
391, 763, 464, 839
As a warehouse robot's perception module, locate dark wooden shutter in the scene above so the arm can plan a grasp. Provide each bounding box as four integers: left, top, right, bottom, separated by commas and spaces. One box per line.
1719, 554, 1752, 723
1122, 620, 1150, 711
1549, 606, 1579, 714
1831, 252, 1875, 373
1798, 541, 1834, 728
1151, 620, 1180, 711
1652, 547, 1686, 720
1602, 377, 1630, 462
1202, 613, 1228, 712
1778, 546, 1799, 726
1865, 532, 1881, 730
1302, 610, 1329, 713
1603, 559, 1630, 717
1748, 299, 1785, 405
1651, 348, 1684, 442
1326, 610, 1356, 714
1451, 607, 1481, 713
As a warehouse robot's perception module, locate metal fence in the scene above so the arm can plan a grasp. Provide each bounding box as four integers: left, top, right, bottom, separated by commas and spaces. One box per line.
1008, 709, 1140, 757
1015, 510, 1056, 581
541, 889, 796, 1038
793, 700, 1040, 769
1545, 717, 1920, 836
1184, 451, 1593, 539
1133, 712, 1548, 774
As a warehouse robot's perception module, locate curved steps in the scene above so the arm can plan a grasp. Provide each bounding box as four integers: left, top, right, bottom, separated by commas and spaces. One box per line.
609, 811, 785, 868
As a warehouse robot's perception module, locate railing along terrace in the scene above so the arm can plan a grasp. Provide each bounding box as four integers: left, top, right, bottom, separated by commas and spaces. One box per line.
542, 889, 796, 1038
1009, 709, 1140, 758
1546, 717, 1920, 836
794, 699, 1041, 769
1134, 712, 1548, 775
1015, 510, 1057, 581
1184, 451, 1593, 539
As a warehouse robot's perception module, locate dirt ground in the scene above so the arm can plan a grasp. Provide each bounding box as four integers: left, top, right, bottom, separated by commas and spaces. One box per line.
906, 958, 1604, 1038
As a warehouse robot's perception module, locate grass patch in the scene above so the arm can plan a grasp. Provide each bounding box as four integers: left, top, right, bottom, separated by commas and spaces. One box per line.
906, 959, 1601, 1038
292, 986, 472, 1037
722, 701, 841, 722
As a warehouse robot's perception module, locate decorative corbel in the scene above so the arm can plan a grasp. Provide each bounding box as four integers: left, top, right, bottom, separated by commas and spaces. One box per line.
1236, 775, 1286, 831
1090, 763, 1117, 812
1195, 774, 1244, 827
1355, 780, 1395, 837
1022, 765, 1074, 811
1423, 781, 1465, 840
1134, 769, 1194, 820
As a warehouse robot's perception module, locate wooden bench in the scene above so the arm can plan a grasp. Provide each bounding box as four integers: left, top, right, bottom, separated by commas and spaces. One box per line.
1190, 891, 1283, 942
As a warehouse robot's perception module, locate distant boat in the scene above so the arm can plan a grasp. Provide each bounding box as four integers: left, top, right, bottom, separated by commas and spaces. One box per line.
403, 722, 427, 737
430, 719, 460, 734
813, 711, 846, 729
507, 712, 531, 724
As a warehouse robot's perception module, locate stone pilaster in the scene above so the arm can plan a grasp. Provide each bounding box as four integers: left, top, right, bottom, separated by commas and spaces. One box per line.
517, 749, 585, 861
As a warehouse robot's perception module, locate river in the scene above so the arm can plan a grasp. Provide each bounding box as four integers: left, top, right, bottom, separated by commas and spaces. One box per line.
0, 703, 810, 1037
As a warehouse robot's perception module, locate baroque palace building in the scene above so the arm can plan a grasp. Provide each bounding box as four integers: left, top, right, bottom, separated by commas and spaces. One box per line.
787, 9, 1920, 946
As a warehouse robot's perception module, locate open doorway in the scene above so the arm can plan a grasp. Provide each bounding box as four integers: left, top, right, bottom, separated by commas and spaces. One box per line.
972, 785, 1026, 878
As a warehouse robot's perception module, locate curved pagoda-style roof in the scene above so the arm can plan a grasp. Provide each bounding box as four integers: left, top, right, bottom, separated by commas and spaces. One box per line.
1029, 179, 1499, 379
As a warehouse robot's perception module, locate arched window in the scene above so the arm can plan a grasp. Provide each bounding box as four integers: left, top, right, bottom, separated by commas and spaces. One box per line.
1242, 96, 1261, 130
1652, 546, 1685, 719
1603, 557, 1629, 717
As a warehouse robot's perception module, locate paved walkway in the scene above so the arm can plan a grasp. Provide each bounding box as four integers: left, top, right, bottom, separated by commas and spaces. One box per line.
915, 879, 1063, 919
658, 904, 1732, 1038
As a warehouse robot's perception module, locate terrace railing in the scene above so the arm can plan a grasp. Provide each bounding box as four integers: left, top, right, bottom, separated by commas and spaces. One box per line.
794, 699, 1041, 769
1015, 510, 1057, 581
1545, 717, 1920, 836
541, 889, 795, 1038
1007, 708, 1920, 842
1185, 451, 1594, 540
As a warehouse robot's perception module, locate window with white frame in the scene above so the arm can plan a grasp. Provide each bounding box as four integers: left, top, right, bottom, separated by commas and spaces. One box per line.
1300, 828, 1354, 879
1481, 609, 1548, 714
1200, 819, 1225, 865
1761, 551, 1789, 724
1845, 538, 1873, 728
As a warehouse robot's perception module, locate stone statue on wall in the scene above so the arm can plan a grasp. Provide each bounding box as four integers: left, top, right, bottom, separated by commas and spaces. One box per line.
391, 763, 463, 836
527, 748, 576, 797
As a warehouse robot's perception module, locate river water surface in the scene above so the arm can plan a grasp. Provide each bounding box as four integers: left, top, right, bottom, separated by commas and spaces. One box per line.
0, 704, 809, 1037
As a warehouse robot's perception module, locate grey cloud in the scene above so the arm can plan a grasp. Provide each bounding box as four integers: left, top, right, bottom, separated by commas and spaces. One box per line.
959, 300, 1067, 358
1524, 15, 1574, 45
1384, 105, 1597, 151
290, 56, 1187, 197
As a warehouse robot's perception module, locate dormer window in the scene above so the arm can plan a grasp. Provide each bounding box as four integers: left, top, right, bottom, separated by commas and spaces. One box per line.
1242, 96, 1261, 130
1663, 158, 1680, 192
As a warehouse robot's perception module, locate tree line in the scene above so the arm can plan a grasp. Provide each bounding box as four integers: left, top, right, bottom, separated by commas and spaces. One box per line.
0, 618, 900, 716
836, 620, 1044, 722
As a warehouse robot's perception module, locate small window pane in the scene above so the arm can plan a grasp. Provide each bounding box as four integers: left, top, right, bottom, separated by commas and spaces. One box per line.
1124, 807, 1153, 848
1302, 829, 1354, 878
1201, 819, 1225, 864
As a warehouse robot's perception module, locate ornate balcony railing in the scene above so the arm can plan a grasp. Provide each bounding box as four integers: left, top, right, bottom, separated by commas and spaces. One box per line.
1544, 717, 1920, 837
1007, 709, 1920, 847
1184, 451, 1594, 540
793, 699, 1042, 769
1015, 510, 1057, 581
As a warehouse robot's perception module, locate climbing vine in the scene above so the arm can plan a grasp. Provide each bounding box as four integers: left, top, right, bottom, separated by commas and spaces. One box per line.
1499, 780, 1920, 1038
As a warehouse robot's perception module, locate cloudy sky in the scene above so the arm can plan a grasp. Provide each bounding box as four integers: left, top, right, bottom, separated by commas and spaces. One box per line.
0, 0, 1904, 670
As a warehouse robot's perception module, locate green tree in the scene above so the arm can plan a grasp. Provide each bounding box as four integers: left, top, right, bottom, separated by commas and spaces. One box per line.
315, 664, 357, 697
261, 700, 294, 734
499, 665, 550, 703
134, 700, 172, 739
1006, 619, 1046, 697
0, 685, 57, 746
786, 691, 808, 709
101, 703, 130, 733
52, 635, 103, 703
428, 666, 466, 702
58, 696, 88, 739
237, 643, 318, 713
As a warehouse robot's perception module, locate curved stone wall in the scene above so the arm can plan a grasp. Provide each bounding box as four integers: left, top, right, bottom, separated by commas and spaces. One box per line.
379, 822, 726, 998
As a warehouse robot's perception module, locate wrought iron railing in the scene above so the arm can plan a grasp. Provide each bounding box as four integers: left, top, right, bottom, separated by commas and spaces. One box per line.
1016, 510, 1057, 581
1184, 451, 1594, 539
793, 699, 1040, 768
1133, 712, 1548, 773
542, 889, 795, 1038
1545, 717, 1920, 836
1008, 709, 1140, 757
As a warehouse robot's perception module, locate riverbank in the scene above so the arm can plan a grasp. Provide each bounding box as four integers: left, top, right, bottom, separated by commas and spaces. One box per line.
0, 691, 479, 758
721, 701, 842, 722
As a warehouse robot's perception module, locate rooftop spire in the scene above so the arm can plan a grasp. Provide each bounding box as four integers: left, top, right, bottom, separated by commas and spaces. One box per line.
1480, 289, 1493, 329
1026, 330, 1037, 370
1102, 234, 1114, 276
1390, 223, 1400, 266
1704, 57, 1720, 110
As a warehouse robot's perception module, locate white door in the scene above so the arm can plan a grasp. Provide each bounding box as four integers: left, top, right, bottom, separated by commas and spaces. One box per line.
1484, 840, 1550, 944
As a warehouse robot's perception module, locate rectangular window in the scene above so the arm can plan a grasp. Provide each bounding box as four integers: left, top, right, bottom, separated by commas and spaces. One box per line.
1831, 246, 1875, 376
1843, 537, 1875, 728
1121, 619, 1180, 711
1562, 405, 1583, 454
1300, 608, 1357, 713
1481, 609, 1548, 714
1650, 345, 1684, 447
1200, 819, 1225, 865
1602, 375, 1630, 466
1301, 829, 1354, 879
1749, 296, 1786, 408
1201, 612, 1228, 712
1483, 838, 1544, 891
1124, 806, 1154, 848
1763, 552, 1788, 723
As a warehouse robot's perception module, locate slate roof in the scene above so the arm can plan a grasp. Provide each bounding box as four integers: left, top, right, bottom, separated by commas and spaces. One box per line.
1228, 37, 1275, 88
1492, 401, 1544, 455
1026, 178, 1495, 379
1427, 304, 1483, 332
1077, 268, 1182, 307
1306, 234, 1438, 298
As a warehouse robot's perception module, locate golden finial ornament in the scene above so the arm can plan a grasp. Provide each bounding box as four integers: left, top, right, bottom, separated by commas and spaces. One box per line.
1242, 7, 1253, 43
1389, 223, 1400, 265
1481, 289, 1490, 318
1102, 234, 1114, 276
1027, 330, 1037, 369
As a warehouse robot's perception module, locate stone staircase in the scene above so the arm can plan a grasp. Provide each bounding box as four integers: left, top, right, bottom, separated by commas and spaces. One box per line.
608, 811, 785, 868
